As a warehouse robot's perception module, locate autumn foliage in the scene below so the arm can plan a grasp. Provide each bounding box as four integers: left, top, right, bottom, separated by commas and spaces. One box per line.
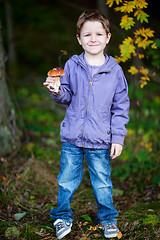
106, 0, 157, 88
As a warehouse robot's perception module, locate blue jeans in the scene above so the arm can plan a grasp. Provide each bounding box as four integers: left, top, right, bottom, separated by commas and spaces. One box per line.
50, 142, 118, 226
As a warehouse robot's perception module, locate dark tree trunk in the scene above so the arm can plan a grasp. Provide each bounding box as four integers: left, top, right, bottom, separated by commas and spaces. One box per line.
96, 0, 108, 17
5, 0, 18, 76
0, 21, 20, 157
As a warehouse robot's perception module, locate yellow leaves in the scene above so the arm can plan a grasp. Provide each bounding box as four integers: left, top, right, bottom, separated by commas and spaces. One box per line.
106, 0, 122, 8
89, 225, 103, 231
119, 37, 135, 61
140, 75, 150, 88
138, 53, 144, 59
89, 226, 97, 231
106, 0, 157, 88
128, 66, 149, 76
139, 67, 150, 88
135, 28, 154, 38
134, 0, 148, 9
139, 67, 149, 75
120, 15, 135, 30
107, 0, 148, 9
134, 0, 149, 22
114, 56, 122, 64
151, 42, 157, 49
115, 1, 135, 13
1, 175, 7, 187
128, 66, 138, 75
134, 28, 155, 49
145, 142, 152, 152
117, 231, 123, 239
60, 49, 67, 55
128, 66, 150, 88
135, 38, 153, 49
107, 0, 149, 23
134, 9, 149, 23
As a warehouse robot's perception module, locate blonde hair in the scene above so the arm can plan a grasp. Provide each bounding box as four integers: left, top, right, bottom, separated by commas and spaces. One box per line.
77, 9, 110, 36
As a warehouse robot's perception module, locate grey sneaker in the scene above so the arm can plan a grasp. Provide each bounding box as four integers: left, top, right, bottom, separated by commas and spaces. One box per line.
104, 223, 121, 238
54, 219, 72, 239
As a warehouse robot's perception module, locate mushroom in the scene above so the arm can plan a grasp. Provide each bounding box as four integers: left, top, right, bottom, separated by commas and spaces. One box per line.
47, 67, 65, 93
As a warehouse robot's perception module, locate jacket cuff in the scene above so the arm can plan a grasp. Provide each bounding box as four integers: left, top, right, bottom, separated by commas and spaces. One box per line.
50, 91, 62, 102
111, 134, 125, 145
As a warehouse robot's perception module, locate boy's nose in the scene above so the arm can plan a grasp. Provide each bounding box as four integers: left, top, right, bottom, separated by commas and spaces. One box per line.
91, 34, 97, 42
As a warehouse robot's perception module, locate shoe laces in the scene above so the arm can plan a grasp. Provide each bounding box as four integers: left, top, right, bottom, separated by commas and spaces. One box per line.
56, 221, 65, 231
106, 223, 117, 230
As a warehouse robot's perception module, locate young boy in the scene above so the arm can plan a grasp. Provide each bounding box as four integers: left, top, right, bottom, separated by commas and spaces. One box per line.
43, 9, 130, 239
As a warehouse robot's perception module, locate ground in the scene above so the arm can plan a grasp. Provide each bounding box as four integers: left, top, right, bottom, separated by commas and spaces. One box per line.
0, 79, 160, 239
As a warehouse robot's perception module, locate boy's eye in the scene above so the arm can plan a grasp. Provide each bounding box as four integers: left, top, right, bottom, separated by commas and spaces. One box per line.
84, 34, 90, 37
97, 33, 102, 36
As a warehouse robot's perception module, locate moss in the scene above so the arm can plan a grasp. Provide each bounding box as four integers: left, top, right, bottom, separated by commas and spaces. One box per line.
0, 126, 20, 156
0, 126, 13, 154
123, 202, 160, 222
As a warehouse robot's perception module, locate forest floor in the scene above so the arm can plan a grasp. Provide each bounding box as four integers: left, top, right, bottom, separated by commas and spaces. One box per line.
0, 79, 160, 240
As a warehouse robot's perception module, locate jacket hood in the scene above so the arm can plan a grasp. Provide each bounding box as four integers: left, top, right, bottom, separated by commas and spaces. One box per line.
70, 52, 118, 72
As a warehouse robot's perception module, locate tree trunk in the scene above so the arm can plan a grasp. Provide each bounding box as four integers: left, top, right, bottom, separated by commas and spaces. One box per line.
96, 0, 108, 17
0, 21, 20, 157
5, 0, 18, 77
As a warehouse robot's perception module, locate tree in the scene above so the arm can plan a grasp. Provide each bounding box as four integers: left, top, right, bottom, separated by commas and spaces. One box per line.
97, 0, 109, 17
106, 0, 158, 88
0, 21, 20, 157
5, 0, 18, 77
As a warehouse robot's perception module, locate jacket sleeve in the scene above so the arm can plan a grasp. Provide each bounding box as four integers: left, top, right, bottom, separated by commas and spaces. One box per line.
110, 68, 130, 145
50, 60, 72, 105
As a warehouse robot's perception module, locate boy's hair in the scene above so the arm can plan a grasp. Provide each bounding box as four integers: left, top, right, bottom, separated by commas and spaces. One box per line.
77, 9, 110, 36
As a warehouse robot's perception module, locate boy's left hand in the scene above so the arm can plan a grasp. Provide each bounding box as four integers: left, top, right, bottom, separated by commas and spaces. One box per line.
110, 143, 123, 159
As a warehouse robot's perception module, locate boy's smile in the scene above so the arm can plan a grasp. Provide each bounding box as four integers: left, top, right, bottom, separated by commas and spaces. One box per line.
77, 21, 111, 61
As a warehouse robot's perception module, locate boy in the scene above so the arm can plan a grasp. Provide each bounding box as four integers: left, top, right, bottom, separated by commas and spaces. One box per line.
43, 9, 130, 239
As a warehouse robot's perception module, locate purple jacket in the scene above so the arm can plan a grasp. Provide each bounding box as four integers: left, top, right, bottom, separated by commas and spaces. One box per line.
51, 52, 130, 149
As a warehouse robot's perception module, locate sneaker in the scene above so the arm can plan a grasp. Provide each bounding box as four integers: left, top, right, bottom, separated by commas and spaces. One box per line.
54, 219, 72, 239
104, 223, 121, 238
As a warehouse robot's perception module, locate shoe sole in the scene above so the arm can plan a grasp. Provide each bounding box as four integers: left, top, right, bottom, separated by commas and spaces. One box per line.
57, 227, 72, 240
104, 233, 117, 238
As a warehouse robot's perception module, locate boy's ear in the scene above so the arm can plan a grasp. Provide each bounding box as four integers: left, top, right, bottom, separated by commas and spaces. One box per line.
106, 33, 111, 44
76, 34, 82, 45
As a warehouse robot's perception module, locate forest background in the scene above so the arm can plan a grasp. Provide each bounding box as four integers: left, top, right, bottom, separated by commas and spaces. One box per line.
0, 0, 160, 239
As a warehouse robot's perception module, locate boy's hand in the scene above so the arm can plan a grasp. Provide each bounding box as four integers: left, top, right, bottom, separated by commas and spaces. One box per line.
43, 77, 60, 95
110, 143, 123, 159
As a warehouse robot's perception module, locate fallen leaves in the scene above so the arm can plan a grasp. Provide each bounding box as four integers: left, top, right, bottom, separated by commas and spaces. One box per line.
117, 231, 123, 239
14, 212, 27, 221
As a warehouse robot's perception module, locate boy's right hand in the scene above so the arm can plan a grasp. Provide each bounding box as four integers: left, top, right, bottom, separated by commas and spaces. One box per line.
43, 77, 60, 95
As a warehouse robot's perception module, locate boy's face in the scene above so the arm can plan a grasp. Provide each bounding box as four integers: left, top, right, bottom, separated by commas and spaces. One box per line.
77, 20, 111, 57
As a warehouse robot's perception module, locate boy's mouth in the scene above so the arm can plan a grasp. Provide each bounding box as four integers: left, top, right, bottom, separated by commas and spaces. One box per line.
89, 44, 100, 47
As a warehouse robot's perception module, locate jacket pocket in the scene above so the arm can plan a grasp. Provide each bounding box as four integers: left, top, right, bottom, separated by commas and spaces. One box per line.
96, 105, 110, 123
88, 105, 111, 143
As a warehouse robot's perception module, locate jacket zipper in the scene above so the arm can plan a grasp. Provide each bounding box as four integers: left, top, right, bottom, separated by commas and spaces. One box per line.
79, 61, 109, 147
79, 61, 93, 146
81, 77, 93, 144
